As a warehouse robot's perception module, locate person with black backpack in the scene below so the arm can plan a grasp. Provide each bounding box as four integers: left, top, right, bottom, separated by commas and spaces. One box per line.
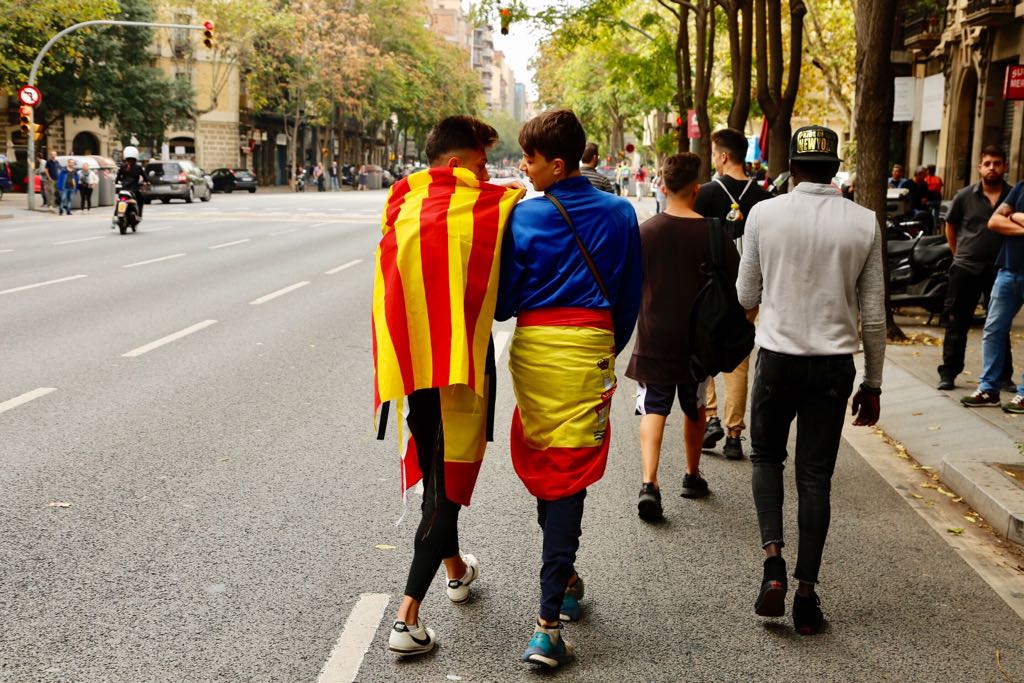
738, 126, 884, 636
626, 152, 746, 520
695, 128, 772, 460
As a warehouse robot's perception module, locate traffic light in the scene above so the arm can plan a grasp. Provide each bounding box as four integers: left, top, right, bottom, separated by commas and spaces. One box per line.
19, 105, 31, 135
499, 7, 511, 35
202, 21, 215, 49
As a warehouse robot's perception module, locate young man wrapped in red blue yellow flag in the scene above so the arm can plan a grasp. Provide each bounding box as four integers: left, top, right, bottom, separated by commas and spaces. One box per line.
496, 110, 643, 669
372, 116, 524, 657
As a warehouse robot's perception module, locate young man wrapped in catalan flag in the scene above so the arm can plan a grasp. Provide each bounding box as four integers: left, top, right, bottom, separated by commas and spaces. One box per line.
496, 110, 643, 668
372, 116, 525, 656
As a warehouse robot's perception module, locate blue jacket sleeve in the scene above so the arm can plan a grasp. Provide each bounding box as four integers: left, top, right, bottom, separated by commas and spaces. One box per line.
612, 210, 643, 354
495, 216, 523, 322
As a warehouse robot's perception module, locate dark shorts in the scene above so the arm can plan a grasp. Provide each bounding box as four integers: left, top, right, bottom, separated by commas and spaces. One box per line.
635, 380, 709, 420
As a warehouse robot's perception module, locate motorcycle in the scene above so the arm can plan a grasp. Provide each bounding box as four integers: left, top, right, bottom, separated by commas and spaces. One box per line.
112, 184, 141, 235
887, 233, 952, 324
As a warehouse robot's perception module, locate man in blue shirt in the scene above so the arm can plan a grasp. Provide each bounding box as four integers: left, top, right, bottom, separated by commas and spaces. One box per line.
963, 180, 1024, 412
496, 109, 642, 669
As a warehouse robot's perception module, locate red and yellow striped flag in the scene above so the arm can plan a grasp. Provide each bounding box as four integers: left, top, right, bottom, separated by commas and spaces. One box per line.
372, 167, 523, 504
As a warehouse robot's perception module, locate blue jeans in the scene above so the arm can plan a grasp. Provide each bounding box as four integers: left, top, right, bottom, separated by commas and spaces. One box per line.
979, 269, 1024, 394
59, 188, 74, 214
330, 176, 340, 191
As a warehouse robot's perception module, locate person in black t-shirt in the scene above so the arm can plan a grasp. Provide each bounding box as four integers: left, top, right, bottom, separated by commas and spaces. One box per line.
694, 128, 771, 460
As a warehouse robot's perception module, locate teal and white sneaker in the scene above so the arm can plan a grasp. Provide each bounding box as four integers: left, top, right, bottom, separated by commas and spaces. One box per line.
445, 553, 480, 604
521, 621, 575, 669
559, 575, 585, 622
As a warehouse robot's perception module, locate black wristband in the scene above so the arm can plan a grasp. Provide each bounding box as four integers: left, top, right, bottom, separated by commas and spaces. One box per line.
859, 383, 881, 396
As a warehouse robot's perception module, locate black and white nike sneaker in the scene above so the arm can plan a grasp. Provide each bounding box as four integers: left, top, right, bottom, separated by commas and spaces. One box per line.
388, 619, 437, 656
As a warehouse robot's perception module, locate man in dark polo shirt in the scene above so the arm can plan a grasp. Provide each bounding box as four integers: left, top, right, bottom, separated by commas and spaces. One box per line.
580, 142, 615, 194
695, 128, 771, 460
962, 175, 1024, 413
938, 146, 1013, 390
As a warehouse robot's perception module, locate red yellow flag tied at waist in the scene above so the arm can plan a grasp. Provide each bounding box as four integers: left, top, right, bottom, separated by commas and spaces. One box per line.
372, 167, 524, 506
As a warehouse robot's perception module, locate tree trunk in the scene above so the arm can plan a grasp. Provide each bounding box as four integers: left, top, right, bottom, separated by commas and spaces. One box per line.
855, 0, 904, 339
755, 0, 806, 181
693, 0, 715, 179
722, 0, 754, 132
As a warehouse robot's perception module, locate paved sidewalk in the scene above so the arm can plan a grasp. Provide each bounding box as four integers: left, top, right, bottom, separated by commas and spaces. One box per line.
873, 311, 1024, 546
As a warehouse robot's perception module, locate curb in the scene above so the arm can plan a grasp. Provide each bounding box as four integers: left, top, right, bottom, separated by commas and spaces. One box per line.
863, 355, 1024, 548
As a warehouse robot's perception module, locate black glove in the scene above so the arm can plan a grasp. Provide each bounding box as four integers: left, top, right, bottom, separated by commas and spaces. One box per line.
851, 383, 880, 426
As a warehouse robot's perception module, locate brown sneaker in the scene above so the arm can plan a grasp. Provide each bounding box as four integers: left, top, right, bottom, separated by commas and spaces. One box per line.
961, 389, 1000, 408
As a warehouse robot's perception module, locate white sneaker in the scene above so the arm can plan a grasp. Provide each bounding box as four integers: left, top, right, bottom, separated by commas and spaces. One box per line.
388, 619, 437, 656
445, 553, 479, 604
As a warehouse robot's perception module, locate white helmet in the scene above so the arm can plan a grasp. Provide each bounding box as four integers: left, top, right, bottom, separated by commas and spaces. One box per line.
122, 146, 139, 161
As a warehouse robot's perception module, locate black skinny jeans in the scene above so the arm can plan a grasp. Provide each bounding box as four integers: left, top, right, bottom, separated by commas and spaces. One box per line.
80, 186, 93, 211
749, 349, 855, 585
940, 264, 1012, 381
537, 489, 586, 622
403, 388, 461, 602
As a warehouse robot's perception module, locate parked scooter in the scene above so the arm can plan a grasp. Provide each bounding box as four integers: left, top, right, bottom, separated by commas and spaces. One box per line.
111, 184, 141, 235
887, 233, 952, 323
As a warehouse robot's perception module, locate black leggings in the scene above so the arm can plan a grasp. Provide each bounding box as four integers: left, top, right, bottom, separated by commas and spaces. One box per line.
403, 388, 461, 602
80, 187, 93, 211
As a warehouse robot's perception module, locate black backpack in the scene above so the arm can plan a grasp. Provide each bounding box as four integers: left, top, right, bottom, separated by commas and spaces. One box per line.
689, 218, 755, 381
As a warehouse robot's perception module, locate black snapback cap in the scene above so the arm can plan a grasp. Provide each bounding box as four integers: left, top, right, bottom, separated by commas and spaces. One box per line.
790, 125, 842, 162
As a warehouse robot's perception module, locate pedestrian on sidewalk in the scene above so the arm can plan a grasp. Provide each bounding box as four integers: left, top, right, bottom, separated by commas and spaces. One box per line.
313, 163, 324, 192
938, 146, 1014, 391
358, 165, 368, 191
57, 158, 79, 216
373, 116, 525, 658
627, 152, 740, 520
329, 161, 339, 191
962, 176, 1024, 413
634, 164, 648, 199
496, 109, 642, 669
78, 162, 98, 213
618, 162, 631, 197
738, 126, 884, 636
695, 128, 772, 459
580, 142, 614, 193
44, 151, 60, 212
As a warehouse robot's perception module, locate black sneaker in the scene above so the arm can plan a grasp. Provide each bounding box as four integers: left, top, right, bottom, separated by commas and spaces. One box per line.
1000, 378, 1018, 393
681, 472, 709, 499
637, 483, 663, 521
793, 592, 825, 635
936, 376, 955, 391
754, 556, 788, 617
723, 436, 745, 460
703, 417, 724, 449
961, 389, 1000, 407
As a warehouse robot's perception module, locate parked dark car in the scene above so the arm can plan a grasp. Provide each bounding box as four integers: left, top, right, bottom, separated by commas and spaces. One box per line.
211, 167, 258, 193
341, 165, 355, 187
0, 155, 13, 199
139, 160, 211, 204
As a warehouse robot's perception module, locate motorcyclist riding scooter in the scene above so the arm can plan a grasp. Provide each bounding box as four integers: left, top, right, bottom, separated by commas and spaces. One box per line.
112, 146, 147, 234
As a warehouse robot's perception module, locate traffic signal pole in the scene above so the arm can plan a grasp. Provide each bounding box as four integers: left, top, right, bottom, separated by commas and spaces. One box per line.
25, 19, 207, 210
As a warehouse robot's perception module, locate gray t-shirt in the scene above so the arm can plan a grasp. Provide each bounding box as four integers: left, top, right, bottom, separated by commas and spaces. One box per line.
946, 181, 1009, 274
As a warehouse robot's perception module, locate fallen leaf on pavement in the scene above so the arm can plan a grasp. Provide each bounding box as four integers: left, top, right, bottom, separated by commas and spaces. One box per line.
374, 544, 395, 550
928, 426, 941, 431
912, 412, 923, 416
909, 493, 924, 499
920, 483, 939, 489
947, 527, 964, 535
952, 496, 964, 503
48, 501, 72, 508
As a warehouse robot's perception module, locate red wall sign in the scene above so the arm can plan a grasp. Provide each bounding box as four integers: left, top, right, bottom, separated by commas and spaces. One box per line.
687, 109, 701, 139
1004, 65, 1024, 101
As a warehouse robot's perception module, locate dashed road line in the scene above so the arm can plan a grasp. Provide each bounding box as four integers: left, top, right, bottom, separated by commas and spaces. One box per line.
316, 593, 390, 683
0, 249, 13, 254
324, 259, 362, 275
144, 225, 176, 232
53, 235, 107, 245
0, 274, 87, 296
122, 319, 218, 358
122, 253, 187, 268
249, 281, 310, 305
209, 238, 251, 250
269, 228, 297, 236
0, 387, 57, 415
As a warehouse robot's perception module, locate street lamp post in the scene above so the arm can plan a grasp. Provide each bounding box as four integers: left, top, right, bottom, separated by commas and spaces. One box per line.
25, 19, 207, 211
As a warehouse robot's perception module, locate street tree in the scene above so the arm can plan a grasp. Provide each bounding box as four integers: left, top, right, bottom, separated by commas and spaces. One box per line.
755, 0, 807, 174
854, 0, 903, 338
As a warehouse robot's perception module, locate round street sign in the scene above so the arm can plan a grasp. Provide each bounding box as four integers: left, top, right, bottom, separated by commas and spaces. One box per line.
18, 85, 41, 107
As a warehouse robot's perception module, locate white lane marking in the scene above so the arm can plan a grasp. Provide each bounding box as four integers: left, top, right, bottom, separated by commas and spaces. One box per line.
209, 238, 251, 250
0, 249, 13, 254
122, 253, 186, 268
53, 235, 107, 245
249, 281, 310, 305
316, 593, 390, 683
493, 330, 512, 361
0, 388, 57, 415
0, 274, 87, 296
309, 221, 332, 228
269, 228, 297, 236
122, 319, 218, 358
325, 259, 363, 275
145, 225, 175, 232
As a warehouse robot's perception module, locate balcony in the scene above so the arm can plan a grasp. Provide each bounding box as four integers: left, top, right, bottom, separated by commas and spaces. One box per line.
903, 15, 942, 51
964, 0, 1015, 26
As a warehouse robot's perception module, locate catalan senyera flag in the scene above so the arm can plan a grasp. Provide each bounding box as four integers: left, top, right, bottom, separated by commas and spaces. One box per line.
372, 167, 524, 506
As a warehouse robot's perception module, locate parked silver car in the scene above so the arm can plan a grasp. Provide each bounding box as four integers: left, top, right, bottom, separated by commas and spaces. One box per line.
139, 159, 212, 204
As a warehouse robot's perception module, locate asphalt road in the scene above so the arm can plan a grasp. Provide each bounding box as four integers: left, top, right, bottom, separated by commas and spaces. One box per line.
2, 190, 1023, 682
